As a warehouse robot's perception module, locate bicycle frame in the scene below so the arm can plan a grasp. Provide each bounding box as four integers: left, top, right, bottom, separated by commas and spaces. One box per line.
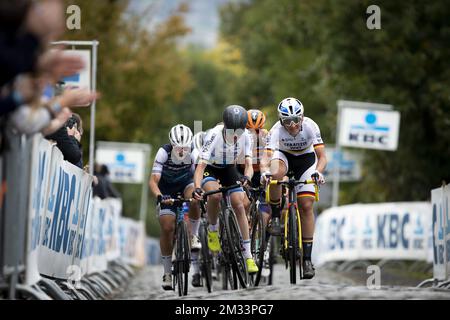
266, 178, 318, 268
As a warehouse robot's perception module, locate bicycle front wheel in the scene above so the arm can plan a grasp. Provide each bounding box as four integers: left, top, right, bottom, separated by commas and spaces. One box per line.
176, 221, 190, 296
250, 208, 266, 287
288, 205, 298, 284
224, 209, 248, 289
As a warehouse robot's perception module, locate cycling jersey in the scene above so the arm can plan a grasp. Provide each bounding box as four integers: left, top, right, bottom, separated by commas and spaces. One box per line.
266, 117, 324, 156
266, 117, 324, 198
152, 144, 195, 216
199, 124, 253, 167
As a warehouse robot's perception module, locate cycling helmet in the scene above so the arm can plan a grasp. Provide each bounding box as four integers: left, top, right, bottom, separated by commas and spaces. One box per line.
223, 105, 248, 130
277, 97, 304, 119
169, 124, 193, 147
192, 131, 206, 150
246, 109, 266, 129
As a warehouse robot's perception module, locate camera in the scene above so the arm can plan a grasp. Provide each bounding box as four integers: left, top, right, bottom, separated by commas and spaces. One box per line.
65, 117, 77, 129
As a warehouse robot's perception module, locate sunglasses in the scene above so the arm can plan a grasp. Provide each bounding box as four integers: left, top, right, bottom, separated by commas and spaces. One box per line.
281, 116, 302, 126
174, 146, 191, 152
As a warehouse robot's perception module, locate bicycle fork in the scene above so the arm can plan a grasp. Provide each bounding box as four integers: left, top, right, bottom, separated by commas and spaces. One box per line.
283, 203, 303, 257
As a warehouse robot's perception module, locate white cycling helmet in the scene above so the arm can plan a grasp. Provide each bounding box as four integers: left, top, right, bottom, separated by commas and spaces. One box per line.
192, 131, 206, 151
277, 97, 304, 119
169, 124, 193, 147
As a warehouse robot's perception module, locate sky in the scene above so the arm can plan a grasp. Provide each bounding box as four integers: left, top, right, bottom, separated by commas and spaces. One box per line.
128, 0, 234, 48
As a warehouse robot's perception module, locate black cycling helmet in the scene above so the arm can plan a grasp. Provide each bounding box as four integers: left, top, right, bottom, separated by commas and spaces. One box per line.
222, 105, 248, 130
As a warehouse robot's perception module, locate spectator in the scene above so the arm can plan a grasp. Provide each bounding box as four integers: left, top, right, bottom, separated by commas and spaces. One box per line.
67, 112, 83, 168
45, 112, 84, 168
93, 164, 121, 199
101, 164, 121, 198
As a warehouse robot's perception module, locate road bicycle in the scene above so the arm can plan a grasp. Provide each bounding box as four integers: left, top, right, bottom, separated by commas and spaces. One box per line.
266, 178, 319, 284
169, 196, 192, 296
201, 183, 248, 290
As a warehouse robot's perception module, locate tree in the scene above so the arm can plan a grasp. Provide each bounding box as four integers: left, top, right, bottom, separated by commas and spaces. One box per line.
219, 0, 450, 204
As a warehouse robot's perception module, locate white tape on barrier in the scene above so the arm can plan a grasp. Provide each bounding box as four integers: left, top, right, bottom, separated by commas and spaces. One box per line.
313, 202, 431, 266
25, 135, 52, 286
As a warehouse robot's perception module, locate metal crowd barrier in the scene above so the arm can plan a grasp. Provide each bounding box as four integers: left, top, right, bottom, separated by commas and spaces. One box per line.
0, 130, 145, 299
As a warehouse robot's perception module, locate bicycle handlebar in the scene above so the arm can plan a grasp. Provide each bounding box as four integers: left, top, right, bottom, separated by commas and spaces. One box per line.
202, 183, 242, 198
165, 198, 192, 205
268, 179, 316, 186
199, 183, 242, 214
265, 178, 319, 202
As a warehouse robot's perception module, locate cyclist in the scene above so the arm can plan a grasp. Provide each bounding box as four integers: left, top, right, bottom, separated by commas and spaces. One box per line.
260, 97, 327, 279
192, 105, 259, 274
149, 124, 201, 290
238, 109, 271, 224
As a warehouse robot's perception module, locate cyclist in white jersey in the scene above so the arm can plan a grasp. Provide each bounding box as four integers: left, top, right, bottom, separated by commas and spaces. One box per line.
260, 97, 327, 279
192, 105, 259, 274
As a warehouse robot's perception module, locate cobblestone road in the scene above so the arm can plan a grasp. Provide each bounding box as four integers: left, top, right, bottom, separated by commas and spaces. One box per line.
115, 265, 450, 300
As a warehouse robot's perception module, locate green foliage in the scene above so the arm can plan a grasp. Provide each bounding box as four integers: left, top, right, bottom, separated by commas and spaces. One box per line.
220, 0, 450, 204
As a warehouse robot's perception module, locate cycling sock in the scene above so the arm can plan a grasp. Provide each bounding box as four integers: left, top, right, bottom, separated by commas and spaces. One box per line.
162, 255, 172, 274
191, 251, 200, 274
243, 239, 252, 259
302, 238, 313, 260
208, 223, 219, 232
189, 218, 200, 237
269, 198, 281, 219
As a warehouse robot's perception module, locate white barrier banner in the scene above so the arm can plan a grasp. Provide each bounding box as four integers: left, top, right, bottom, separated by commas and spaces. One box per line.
431, 186, 450, 281
72, 174, 93, 277
105, 198, 122, 261
313, 202, 431, 266
89, 197, 108, 274
25, 135, 52, 285
38, 154, 86, 279
22, 135, 150, 282
119, 218, 146, 267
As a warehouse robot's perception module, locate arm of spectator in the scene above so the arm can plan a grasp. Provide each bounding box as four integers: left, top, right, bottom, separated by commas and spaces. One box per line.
37, 49, 85, 83
40, 107, 72, 136
8, 105, 52, 135
57, 88, 99, 108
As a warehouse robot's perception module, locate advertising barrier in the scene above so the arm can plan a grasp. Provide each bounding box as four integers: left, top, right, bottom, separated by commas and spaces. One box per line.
313, 202, 432, 266
19, 134, 145, 285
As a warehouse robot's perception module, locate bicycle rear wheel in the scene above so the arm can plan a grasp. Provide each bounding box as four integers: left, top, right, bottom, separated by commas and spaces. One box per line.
224, 209, 248, 289
199, 222, 212, 293
288, 205, 298, 284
